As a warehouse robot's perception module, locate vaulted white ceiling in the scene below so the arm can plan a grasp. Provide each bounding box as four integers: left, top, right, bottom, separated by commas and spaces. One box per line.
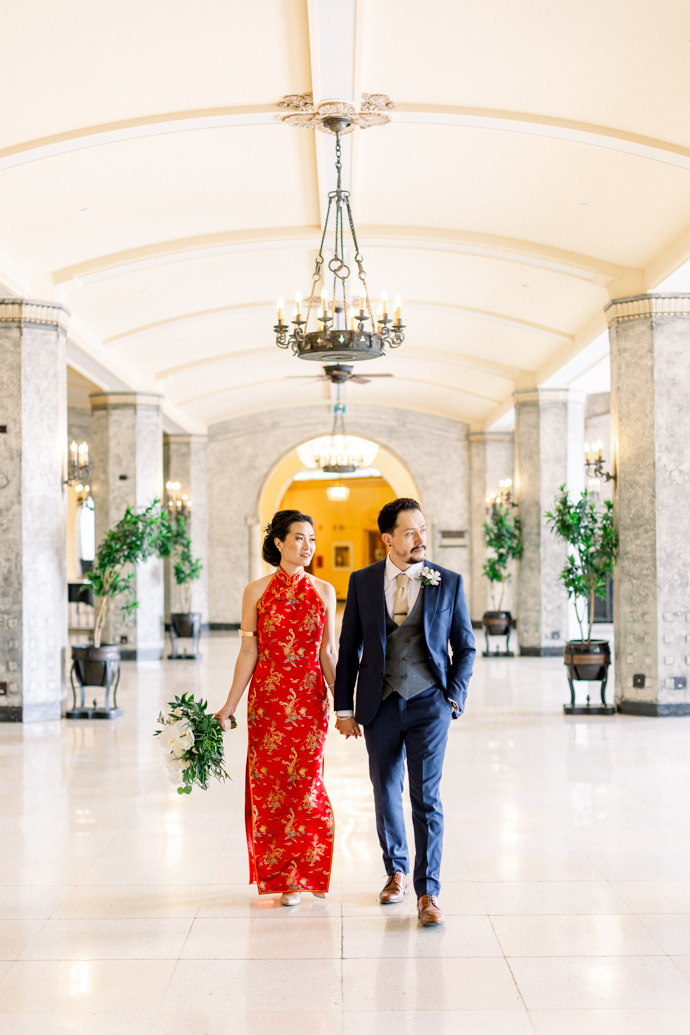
3, 0, 690, 432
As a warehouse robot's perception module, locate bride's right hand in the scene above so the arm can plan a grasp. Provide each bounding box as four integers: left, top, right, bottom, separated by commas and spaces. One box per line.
213, 707, 233, 730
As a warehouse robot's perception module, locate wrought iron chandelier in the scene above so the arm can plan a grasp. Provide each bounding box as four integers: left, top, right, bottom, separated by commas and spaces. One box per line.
297, 397, 378, 475
274, 115, 404, 363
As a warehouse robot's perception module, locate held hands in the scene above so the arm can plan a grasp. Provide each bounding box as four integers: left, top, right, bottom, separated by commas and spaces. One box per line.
335, 716, 362, 739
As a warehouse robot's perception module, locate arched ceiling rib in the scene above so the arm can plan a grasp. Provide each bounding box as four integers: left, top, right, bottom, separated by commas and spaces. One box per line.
4, 0, 690, 432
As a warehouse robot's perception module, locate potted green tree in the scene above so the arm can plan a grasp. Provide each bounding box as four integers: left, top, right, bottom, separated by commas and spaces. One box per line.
68, 500, 172, 719
167, 513, 204, 659
481, 501, 522, 656
545, 485, 619, 714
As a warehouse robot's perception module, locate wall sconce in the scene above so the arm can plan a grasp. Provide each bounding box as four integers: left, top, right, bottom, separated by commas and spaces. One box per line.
485, 478, 516, 511
584, 441, 616, 482
65, 440, 90, 487
166, 481, 192, 518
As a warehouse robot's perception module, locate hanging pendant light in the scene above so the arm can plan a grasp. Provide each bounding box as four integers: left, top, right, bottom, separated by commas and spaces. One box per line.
274, 115, 405, 363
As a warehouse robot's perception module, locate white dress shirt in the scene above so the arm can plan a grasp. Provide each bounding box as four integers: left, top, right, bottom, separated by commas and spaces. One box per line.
336, 555, 424, 718
384, 555, 424, 620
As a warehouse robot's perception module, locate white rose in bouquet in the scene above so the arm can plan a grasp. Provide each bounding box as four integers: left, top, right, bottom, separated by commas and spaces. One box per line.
161, 717, 195, 757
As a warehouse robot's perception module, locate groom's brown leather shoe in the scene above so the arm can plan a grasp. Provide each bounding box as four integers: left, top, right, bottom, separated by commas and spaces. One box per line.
379, 871, 410, 903
417, 894, 445, 925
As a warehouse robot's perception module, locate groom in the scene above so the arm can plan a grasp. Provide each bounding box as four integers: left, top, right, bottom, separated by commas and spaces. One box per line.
334, 498, 475, 925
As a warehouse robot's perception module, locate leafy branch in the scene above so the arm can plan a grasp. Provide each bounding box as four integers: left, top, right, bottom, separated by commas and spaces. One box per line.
545, 485, 618, 642
482, 503, 523, 610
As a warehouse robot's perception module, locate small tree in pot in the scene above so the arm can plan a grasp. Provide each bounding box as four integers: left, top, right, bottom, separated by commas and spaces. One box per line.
481, 502, 522, 656
166, 513, 204, 659
545, 485, 619, 713
68, 501, 172, 719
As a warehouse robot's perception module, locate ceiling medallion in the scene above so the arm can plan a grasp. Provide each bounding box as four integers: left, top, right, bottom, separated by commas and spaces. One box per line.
278, 93, 394, 133
274, 96, 404, 363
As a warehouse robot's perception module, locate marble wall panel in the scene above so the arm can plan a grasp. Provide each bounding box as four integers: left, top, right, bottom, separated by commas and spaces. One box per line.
610, 303, 690, 713
0, 311, 67, 721
469, 432, 515, 621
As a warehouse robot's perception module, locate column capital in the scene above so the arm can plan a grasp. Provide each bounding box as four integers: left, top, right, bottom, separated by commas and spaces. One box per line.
90, 391, 162, 411
0, 297, 69, 331
605, 293, 690, 325
513, 387, 585, 407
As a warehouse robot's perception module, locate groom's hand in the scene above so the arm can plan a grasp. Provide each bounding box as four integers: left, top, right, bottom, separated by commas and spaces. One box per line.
335, 717, 362, 739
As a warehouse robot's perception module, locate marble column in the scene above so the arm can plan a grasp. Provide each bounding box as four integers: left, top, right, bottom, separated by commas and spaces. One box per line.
514, 388, 585, 655
607, 295, 690, 715
469, 432, 515, 622
163, 435, 209, 622
0, 299, 69, 721
90, 392, 164, 660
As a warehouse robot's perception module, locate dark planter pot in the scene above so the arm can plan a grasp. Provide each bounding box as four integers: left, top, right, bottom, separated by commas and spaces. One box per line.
169, 611, 202, 659
67, 644, 122, 719
563, 639, 613, 715
481, 610, 514, 657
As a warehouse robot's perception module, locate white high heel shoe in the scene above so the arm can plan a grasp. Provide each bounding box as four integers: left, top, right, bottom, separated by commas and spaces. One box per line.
280, 892, 301, 906
312, 892, 328, 898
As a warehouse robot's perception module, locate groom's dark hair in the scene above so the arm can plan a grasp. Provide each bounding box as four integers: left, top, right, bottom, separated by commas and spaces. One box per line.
377, 498, 422, 536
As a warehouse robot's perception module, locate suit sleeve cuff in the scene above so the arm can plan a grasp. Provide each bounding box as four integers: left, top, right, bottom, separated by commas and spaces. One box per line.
335, 710, 354, 719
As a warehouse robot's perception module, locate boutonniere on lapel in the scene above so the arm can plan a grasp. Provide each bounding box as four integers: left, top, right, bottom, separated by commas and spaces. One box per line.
418, 566, 441, 587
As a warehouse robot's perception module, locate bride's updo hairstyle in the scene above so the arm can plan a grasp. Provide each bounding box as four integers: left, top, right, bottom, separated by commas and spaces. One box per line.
262, 509, 313, 567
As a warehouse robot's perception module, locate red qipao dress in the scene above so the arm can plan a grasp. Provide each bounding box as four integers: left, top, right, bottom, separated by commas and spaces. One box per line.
245, 566, 334, 894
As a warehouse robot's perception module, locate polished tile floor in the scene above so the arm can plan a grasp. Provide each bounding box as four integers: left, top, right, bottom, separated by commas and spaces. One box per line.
1, 634, 690, 1034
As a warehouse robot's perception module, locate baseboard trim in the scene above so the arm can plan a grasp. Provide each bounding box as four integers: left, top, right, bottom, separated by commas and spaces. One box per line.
519, 646, 564, 657
209, 622, 240, 631
618, 701, 690, 717
0, 707, 23, 722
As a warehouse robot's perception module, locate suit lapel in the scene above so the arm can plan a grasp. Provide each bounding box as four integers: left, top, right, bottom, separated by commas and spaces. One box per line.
423, 561, 441, 641
366, 560, 387, 645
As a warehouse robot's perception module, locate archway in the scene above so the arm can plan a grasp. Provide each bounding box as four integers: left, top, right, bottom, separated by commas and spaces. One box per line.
256, 439, 421, 597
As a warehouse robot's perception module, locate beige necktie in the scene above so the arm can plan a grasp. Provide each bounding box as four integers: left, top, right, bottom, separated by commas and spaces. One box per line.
392, 572, 409, 626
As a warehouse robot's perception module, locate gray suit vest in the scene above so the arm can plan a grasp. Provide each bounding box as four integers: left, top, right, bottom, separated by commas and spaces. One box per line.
383, 589, 438, 700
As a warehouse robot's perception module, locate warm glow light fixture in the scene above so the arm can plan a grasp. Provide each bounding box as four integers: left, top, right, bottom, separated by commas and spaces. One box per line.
297, 399, 378, 475
326, 485, 350, 502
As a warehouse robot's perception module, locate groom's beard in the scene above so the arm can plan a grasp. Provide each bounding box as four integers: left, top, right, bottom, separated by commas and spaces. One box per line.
406, 545, 426, 563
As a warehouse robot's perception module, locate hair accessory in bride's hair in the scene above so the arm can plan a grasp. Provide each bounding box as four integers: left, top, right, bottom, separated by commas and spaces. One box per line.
264, 523, 272, 535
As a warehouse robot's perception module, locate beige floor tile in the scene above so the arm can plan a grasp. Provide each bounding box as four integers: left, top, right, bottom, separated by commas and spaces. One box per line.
672, 956, 690, 981
342, 957, 523, 1011
199, 883, 342, 917
0, 920, 46, 960
343, 915, 501, 958
478, 881, 630, 915
162, 958, 342, 1011
342, 1011, 535, 1034
529, 1008, 690, 1035
0, 1014, 156, 1035
0, 959, 176, 1013
54, 883, 208, 919
181, 916, 342, 959
340, 880, 486, 916
638, 914, 690, 954
612, 881, 690, 913
0, 886, 73, 919
510, 955, 690, 1010
492, 913, 664, 956
152, 1010, 344, 1034
20, 917, 192, 960
465, 847, 603, 882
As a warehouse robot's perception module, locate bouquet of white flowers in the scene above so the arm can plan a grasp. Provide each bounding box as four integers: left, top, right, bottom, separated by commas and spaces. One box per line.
155, 692, 235, 795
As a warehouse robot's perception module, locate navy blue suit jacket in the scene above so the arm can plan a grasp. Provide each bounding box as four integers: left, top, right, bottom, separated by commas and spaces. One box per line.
334, 559, 476, 726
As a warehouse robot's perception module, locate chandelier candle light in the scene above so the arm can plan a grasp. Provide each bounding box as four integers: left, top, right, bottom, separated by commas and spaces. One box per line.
274, 115, 404, 362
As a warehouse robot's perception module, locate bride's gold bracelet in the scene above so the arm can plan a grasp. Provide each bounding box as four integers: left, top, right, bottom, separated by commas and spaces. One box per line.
239, 630, 256, 637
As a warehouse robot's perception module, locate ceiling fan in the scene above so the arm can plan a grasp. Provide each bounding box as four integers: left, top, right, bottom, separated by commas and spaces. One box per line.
286, 363, 394, 385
